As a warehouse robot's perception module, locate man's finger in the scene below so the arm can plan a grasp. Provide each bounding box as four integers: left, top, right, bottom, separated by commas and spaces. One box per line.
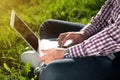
42, 56, 55, 64
39, 55, 48, 61
57, 33, 68, 46
61, 33, 72, 47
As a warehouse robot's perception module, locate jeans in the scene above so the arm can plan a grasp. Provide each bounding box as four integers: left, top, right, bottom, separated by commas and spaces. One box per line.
38, 19, 112, 80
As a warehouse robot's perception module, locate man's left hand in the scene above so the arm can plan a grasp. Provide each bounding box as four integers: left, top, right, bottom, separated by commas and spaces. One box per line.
39, 48, 65, 64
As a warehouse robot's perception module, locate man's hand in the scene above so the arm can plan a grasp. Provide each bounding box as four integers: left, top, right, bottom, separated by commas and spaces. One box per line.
57, 31, 89, 47
39, 48, 65, 64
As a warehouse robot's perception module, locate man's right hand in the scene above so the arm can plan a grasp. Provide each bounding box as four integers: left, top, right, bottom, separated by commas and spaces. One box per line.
57, 31, 89, 48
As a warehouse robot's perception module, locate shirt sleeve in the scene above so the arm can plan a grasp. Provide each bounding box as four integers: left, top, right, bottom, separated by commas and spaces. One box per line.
81, 0, 114, 37
68, 0, 120, 58
68, 24, 120, 58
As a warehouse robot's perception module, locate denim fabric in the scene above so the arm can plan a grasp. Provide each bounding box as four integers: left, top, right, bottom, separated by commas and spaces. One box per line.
39, 57, 112, 80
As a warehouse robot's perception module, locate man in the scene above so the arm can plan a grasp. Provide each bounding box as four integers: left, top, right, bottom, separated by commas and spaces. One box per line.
39, 0, 120, 64
21, 0, 120, 80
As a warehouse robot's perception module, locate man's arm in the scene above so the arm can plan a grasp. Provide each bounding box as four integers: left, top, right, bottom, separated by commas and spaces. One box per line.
81, 0, 114, 37
67, 0, 120, 58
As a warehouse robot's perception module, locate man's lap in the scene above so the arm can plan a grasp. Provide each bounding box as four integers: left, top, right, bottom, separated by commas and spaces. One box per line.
39, 56, 112, 80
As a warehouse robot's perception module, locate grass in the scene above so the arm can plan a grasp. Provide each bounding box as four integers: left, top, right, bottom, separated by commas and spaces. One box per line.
0, 0, 104, 79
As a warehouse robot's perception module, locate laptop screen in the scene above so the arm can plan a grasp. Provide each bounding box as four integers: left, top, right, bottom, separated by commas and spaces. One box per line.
10, 10, 39, 52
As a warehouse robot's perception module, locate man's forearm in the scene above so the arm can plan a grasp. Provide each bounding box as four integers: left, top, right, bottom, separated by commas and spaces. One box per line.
68, 25, 120, 58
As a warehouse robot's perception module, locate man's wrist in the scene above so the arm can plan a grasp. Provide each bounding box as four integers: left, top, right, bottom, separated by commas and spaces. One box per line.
79, 30, 89, 40
64, 49, 71, 59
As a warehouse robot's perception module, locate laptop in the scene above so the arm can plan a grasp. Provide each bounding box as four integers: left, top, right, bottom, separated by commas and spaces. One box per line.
10, 10, 59, 56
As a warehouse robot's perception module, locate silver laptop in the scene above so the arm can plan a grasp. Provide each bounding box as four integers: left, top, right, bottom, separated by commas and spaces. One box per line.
10, 10, 59, 55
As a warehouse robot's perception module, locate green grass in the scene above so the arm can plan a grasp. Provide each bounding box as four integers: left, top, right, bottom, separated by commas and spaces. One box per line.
0, 0, 104, 79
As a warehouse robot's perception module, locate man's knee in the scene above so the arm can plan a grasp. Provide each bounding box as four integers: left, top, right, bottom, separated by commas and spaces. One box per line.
39, 19, 56, 38
39, 19, 55, 28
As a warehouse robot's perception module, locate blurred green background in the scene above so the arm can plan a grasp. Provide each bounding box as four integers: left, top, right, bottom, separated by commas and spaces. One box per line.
0, 0, 105, 79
